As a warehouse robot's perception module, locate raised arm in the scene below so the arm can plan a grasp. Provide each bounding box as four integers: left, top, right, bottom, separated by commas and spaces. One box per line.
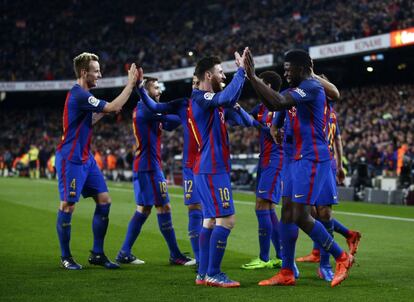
270, 111, 286, 144
161, 114, 182, 131
102, 63, 138, 113
334, 125, 345, 184
227, 104, 255, 127
92, 113, 106, 125
138, 85, 185, 113
204, 67, 246, 108
136, 68, 185, 113
312, 72, 340, 101
245, 51, 295, 111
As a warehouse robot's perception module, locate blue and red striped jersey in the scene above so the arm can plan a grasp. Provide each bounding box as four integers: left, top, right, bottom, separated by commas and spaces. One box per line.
190, 67, 246, 174
287, 79, 330, 162
132, 100, 181, 172
326, 103, 340, 159
137, 88, 198, 169
56, 84, 107, 163
250, 104, 283, 168
274, 90, 295, 161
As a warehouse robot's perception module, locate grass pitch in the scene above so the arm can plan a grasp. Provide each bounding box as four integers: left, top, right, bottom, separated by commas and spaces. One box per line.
1, 177, 414, 302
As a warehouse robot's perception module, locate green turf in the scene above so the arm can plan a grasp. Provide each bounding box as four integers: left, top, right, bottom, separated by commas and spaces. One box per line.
1, 178, 414, 302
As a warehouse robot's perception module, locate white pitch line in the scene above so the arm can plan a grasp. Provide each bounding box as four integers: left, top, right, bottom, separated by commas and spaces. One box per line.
25, 180, 414, 223
106, 186, 414, 223
331, 211, 414, 222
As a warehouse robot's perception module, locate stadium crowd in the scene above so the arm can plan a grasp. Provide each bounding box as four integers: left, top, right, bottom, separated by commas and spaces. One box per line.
1, 84, 413, 188
2, 0, 413, 81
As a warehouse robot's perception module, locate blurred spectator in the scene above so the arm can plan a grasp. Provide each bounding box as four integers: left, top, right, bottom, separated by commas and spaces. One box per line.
1, 84, 413, 188
2, 0, 413, 81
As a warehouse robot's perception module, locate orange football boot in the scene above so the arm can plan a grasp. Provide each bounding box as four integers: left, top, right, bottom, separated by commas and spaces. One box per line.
296, 249, 320, 263
258, 268, 296, 286
331, 252, 354, 287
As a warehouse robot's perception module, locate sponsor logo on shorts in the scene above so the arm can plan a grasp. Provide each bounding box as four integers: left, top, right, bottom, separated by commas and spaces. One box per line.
258, 190, 267, 193
294, 194, 305, 198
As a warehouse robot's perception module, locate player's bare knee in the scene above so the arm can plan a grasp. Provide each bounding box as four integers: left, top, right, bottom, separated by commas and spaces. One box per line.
255, 198, 271, 210
156, 203, 171, 214
281, 199, 294, 223
188, 203, 202, 211
203, 218, 215, 229
310, 206, 317, 219
138, 205, 152, 216
316, 206, 332, 222
60, 201, 75, 213
95, 192, 111, 205
217, 215, 236, 230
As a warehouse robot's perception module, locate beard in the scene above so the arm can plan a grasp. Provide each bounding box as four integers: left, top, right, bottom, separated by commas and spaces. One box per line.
86, 76, 97, 89
211, 77, 223, 93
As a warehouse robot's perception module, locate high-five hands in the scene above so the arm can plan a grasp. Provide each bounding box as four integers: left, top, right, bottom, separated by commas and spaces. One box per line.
235, 47, 249, 69
137, 67, 144, 88
243, 48, 255, 80
128, 63, 139, 87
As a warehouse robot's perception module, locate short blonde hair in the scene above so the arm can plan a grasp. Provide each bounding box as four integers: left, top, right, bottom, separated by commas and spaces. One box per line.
73, 52, 99, 78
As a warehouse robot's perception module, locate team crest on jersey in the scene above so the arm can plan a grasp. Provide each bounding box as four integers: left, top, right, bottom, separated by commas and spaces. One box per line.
88, 96, 100, 107
204, 92, 215, 100
293, 88, 306, 97
219, 111, 225, 123
288, 106, 297, 117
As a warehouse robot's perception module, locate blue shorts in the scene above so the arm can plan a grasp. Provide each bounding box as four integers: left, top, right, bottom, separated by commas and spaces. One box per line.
291, 159, 333, 205
256, 164, 282, 204
183, 167, 201, 205
56, 153, 108, 203
133, 170, 170, 206
315, 165, 338, 206
281, 158, 293, 198
194, 173, 235, 219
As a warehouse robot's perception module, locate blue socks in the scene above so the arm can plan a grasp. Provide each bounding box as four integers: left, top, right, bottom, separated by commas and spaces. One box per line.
319, 219, 334, 267
188, 209, 203, 263
269, 209, 281, 259
333, 218, 350, 238
207, 226, 231, 276
279, 222, 299, 271
309, 220, 343, 259
56, 210, 72, 257
199, 227, 213, 276
157, 212, 181, 258
256, 210, 272, 262
92, 203, 111, 254
120, 210, 148, 254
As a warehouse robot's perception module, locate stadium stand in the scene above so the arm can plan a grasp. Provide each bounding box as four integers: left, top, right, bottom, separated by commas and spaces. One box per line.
1, 0, 413, 81
1, 84, 413, 190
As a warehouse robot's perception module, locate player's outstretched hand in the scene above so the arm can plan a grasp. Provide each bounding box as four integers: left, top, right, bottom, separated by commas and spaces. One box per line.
235, 51, 242, 68
137, 67, 144, 87
128, 63, 139, 87
336, 167, 346, 185
244, 49, 255, 79
270, 125, 284, 145
235, 47, 249, 69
